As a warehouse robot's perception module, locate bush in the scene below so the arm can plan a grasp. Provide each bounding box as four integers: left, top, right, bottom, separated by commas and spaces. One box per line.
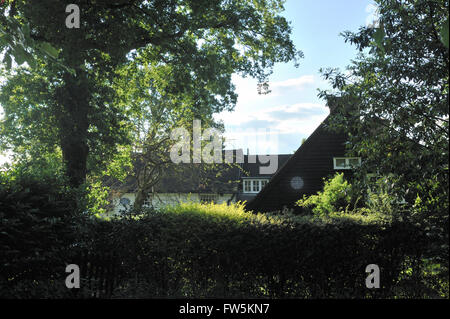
1, 180, 445, 298
77, 202, 438, 298
0, 172, 85, 298
296, 173, 356, 216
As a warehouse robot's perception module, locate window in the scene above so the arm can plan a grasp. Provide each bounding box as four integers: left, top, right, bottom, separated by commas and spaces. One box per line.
244, 180, 252, 193
243, 179, 270, 193
200, 194, 218, 203
252, 180, 260, 192
333, 157, 361, 169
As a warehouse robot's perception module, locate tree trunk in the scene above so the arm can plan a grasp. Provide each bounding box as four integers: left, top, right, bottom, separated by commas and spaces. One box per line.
56, 71, 90, 188
133, 188, 146, 212
61, 138, 89, 188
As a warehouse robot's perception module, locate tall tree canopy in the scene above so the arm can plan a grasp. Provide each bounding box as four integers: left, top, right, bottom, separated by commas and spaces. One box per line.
320, 0, 448, 193
319, 0, 448, 265
0, 0, 301, 187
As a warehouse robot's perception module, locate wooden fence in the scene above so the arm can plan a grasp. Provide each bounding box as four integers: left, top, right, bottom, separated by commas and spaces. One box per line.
70, 251, 121, 298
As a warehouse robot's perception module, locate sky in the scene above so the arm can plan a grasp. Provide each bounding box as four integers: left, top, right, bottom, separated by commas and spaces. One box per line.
0, 0, 378, 165
215, 0, 377, 155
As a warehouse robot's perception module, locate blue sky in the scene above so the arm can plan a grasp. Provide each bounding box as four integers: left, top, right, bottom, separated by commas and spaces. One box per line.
0, 1, 378, 165
216, 0, 377, 155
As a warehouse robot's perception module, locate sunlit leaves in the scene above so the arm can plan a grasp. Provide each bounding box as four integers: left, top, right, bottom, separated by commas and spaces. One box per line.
372, 23, 385, 54
1, 0, 301, 188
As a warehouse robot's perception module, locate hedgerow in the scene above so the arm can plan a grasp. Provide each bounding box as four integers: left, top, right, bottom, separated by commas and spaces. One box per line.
1, 175, 446, 298
79, 202, 440, 298
0, 172, 86, 298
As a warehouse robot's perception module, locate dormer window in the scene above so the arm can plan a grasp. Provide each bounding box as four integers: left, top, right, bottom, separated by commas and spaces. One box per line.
333, 157, 361, 170
243, 178, 269, 193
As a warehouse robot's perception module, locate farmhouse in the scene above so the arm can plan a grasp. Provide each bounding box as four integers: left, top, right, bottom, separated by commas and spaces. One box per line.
108, 109, 366, 216
108, 150, 291, 215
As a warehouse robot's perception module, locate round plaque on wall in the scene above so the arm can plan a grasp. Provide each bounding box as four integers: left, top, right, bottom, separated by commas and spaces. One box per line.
290, 176, 304, 190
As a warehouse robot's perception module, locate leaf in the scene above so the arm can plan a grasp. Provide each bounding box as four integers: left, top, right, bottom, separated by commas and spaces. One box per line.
41, 42, 59, 59
0, 33, 14, 46
38, 42, 59, 59
373, 24, 385, 53
5, 55, 11, 70
21, 23, 32, 42
11, 44, 28, 65
440, 18, 449, 48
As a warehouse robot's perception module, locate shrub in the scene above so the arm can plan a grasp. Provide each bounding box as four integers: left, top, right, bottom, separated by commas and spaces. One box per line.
79, 202, 437, 298
0, 172, 85, 298
1, 188, 444, 298
296, 173, 356, 216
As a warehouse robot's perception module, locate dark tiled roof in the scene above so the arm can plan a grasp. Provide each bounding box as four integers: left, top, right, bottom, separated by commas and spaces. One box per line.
107, 150, 290, 194
155, 162, 241, 193
108, 162, 241, 194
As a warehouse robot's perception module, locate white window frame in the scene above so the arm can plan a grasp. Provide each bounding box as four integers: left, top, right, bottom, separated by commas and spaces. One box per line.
243, 179, 270, 194
244, 180, 252, 193
333, 157, 361, 170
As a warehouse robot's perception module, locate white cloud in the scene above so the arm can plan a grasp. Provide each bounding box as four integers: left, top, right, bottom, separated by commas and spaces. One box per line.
214, 74, 330, 153
269, 75, 315, 89
267, 75, 317, 97
265, 102, 327, 114
231, 74, 318, 104
219, 102, 329, 153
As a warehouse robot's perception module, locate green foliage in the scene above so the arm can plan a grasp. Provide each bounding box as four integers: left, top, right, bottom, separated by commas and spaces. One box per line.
296, 173, 355, 216
74, 202, 441, 298
372, 24, 385, 54
0, 14, 68, 71
318, 0, 449, 277
0, 171, 85, 298
1, 195, 446, 298
410, 177, 449, 269
83, 180, 111, 218
320, 0, 448, 199
365, 184, 395, 216
440, 18, 449, 48
1, 0, 302, 188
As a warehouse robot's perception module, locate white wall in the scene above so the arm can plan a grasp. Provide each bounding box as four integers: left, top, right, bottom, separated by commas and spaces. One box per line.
110, 193, 236, 216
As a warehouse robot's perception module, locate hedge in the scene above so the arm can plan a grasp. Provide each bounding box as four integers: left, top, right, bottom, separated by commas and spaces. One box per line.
0, 174, 85, 298
1, 181, 444, 298
76, 203, 435, 298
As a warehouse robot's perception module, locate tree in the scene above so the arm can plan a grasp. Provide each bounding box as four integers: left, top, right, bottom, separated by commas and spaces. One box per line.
319, 0, 448, 267
107, 57, 244, 212
0, 0, 302, 188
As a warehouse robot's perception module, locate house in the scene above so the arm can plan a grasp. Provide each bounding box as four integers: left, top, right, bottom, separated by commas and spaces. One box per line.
244, 114, 359, 213
108, 150, 291, 215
